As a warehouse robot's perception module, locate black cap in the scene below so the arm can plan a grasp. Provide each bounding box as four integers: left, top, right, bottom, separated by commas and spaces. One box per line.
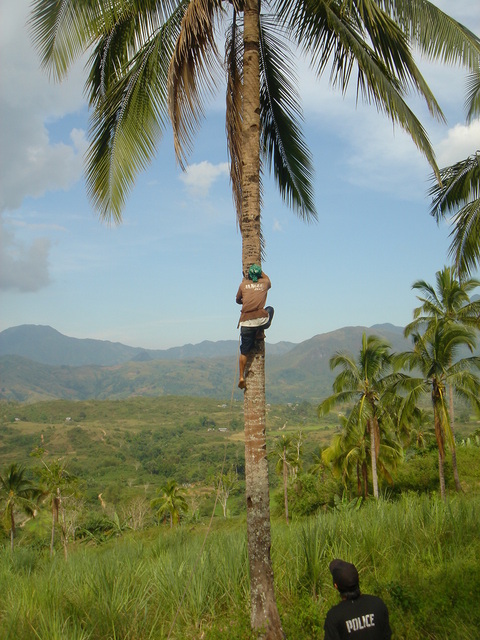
329, 559, 359, 591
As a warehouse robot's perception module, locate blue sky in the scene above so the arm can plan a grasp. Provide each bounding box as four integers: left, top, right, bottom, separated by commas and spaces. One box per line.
1, 0, 480, 350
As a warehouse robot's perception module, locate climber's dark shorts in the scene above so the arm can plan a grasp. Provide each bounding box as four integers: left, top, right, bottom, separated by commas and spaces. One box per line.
239, 306, 274, 355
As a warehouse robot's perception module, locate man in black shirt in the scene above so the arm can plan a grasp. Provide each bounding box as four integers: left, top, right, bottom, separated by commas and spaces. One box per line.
324, 559, 392, 640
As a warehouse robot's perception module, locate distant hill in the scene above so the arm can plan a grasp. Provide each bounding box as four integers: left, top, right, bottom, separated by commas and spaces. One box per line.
0, 323, 410, 404
0, 325, 294, 366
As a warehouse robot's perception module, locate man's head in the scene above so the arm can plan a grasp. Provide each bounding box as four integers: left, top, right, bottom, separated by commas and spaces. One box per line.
248, 264, 262, 282
329, 559, 359, 594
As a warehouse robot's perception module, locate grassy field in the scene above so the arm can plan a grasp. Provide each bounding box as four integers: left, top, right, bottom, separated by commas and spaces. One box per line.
1, 494, 479, 639
1, 397, 480, 638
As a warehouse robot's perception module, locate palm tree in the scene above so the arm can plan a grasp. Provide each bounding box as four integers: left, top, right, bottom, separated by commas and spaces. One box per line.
318, 333, 398, 498
395, 321, 480, 498
151, 479, 188, 527
429, 72, 480, 276
0, 464, 40, 552
322, 409, 402, 497
29, 2, 480, 635
36, 458, 76, 558
405, 266, 480, 490
216, 467, 238, 518
322, 416, 369, 497
405, 267, 480, 336
270, 434, 297, 523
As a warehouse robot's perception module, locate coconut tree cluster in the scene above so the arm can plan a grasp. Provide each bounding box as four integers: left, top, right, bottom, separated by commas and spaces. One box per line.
319, 267, 480, 501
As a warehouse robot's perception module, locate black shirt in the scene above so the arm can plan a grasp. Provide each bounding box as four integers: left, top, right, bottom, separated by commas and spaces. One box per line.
324, 594, 392, 640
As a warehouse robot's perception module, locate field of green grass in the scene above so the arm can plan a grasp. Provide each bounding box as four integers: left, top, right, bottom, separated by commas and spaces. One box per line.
1, 495, 479, 639
1, 397, 480, 638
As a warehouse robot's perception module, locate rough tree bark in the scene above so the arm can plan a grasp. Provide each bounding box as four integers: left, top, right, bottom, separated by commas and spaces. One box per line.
241, 0, 284, 637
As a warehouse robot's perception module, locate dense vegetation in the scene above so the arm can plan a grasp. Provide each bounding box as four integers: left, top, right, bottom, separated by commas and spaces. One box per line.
1, 393, 480, 638
1, 492, 480, 639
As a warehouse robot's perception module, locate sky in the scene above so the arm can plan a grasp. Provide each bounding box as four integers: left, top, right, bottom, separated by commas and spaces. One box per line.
1, 1, 480, 350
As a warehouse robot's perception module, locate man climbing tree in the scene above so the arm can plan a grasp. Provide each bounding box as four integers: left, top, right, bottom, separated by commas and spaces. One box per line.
236, 264, 274, 389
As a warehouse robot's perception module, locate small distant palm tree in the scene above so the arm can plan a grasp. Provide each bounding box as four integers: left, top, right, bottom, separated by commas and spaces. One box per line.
270, 434, 297, 524
37, 458, 77, 558
0, 464, 40, 552
216, 467, 238, 518
395, 321, 480, 498
395, 404, 434, 452
151, 479, 188, 527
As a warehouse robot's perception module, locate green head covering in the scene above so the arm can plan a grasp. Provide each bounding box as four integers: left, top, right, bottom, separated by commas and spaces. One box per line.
248, 264, 262, 282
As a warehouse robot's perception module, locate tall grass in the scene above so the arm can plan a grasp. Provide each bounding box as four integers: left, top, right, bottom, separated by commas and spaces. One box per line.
1, 494, 479, 639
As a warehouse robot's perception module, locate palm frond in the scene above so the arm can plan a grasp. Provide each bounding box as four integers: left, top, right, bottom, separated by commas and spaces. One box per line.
466, 69, 480, 123
429, 154, 480, 276
30, 0, 104, 80
280, 1, 447, 161
430, 154, 480, 217
226, 13, 244, 225
379, 0, 480, 71
168, 0, 223, 168
318, 391, 356, 416
259, 16, 316, 221
30, 0, 181, 81
447, 200, 480, 277
86, 10, 184, 221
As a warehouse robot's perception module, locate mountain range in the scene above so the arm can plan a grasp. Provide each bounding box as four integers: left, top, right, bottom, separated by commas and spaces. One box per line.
0, 323, 409, 404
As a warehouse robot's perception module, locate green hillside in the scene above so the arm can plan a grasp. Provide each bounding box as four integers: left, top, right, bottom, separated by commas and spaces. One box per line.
1, 396, 329, 506
0, 324, 410, 404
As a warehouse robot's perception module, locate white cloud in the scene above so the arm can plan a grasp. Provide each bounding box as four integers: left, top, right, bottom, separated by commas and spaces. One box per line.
436, 120, 480, 167
179, 161, 229, 197
0, 123, 88, 211
0, 217, 51, 291
0, 0, 87, 213
0, 0, 88, 291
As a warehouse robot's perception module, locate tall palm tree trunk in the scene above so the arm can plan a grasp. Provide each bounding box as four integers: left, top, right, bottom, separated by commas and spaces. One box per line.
448, 384, 462, 492
242, 2, 283, 637
362, 462, 369, 498
283, 450, 289, 525
10, 509, 15, 553
356, 462, 362, 497
50, 499, 57, 557
433, 402, 446, 500
369, 420, 379, 499
438, 450, 446, 499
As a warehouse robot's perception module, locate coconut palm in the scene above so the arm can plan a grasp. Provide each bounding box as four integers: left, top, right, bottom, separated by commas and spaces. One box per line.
37, 458, 77, 558
318, 333, 400, 498
151, 479, 188, 527
29, 2, 480, 635
270, 434, 297, 523
429, 71, 480, 277
323, 405, 402, 497
395, 321, 480, 498
405, 266, 480, 336
322, 416, 369, 497
405, 266, 480, 490
216, 467, 238, 518
0, 464, 40, 552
